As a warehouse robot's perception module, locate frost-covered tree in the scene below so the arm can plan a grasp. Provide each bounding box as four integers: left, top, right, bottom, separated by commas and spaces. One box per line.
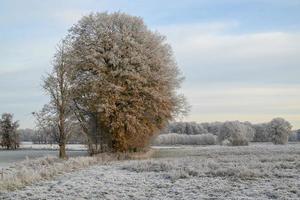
36, 41, 74, 158
33, 105, 59, 145
252, 123, 269, 142
201, 122, 223, 136
66, 12, 187, 153
242, 121, 256, 142
0, 113, 19, 149
169, 122, 186, 134
167, 122, 207, 135
17, 128, 35, 142
186, 122, 208, 135
267, 118, 292, 145
288, 131, 298, 142
218, 121, 254, 146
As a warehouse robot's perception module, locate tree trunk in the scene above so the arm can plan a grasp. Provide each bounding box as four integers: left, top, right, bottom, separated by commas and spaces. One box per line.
59, 143, 67, 159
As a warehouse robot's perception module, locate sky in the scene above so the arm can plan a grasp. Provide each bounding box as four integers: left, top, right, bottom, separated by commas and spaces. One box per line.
0, 0, 299, 129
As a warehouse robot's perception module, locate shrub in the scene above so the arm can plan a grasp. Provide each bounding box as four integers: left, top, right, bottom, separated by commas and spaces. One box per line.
122, 160, 173, 172
288, 131, 298, 142
267, 118, 292, 144
241, 122, 256, 142
253, 123, 269, 142
218, 121, 254, 146
152, 133, 216, 145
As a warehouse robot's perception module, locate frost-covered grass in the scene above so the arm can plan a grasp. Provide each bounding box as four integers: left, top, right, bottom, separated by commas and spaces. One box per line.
1, 143, 300, 199
0, 150, 154, 191
0, 156, 105, 191
128, 143, 300, 182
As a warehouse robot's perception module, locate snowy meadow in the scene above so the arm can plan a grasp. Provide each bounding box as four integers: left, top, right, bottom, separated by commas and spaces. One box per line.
1, 3, 300, 200
1, 143, 300, 199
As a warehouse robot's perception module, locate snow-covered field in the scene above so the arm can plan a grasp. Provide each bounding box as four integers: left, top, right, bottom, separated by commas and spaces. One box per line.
1, 143, 300, 199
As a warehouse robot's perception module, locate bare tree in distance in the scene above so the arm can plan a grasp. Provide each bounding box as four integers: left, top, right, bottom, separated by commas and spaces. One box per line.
32, 106, 58, 145
0, 113, 19, 150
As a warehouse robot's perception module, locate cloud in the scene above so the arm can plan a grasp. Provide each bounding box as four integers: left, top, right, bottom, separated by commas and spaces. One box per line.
52, 9, 90, 25
156, 22, 300, 85
155, 21, 239, 36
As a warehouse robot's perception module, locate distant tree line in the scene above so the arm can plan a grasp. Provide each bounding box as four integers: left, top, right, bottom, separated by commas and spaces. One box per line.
2, 113, 299, 150
153, 133, 217, 146
17, 128, 86, 144
15, 118, 300, 147
159, 118, 297, 146
0, 114, 86, 149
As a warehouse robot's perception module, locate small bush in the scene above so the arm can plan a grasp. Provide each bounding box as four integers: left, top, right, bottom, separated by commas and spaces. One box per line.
122, 160, 173, 172
152, 133, 217, 146
122, 159, 199, 181
288, 131, 298, 142
253, 123, 269, 142
218, 121, 254, 146
267, 118, 292, 144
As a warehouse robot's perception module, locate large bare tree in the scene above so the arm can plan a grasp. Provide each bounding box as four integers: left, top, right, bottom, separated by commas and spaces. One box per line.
38, 41, 73, 158
66, 12, 187, 153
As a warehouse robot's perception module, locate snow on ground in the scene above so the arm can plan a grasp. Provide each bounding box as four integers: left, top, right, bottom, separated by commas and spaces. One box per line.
1, 143, 300, 199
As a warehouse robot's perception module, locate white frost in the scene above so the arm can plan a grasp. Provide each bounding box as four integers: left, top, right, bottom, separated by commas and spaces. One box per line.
1, 143, 299, 199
